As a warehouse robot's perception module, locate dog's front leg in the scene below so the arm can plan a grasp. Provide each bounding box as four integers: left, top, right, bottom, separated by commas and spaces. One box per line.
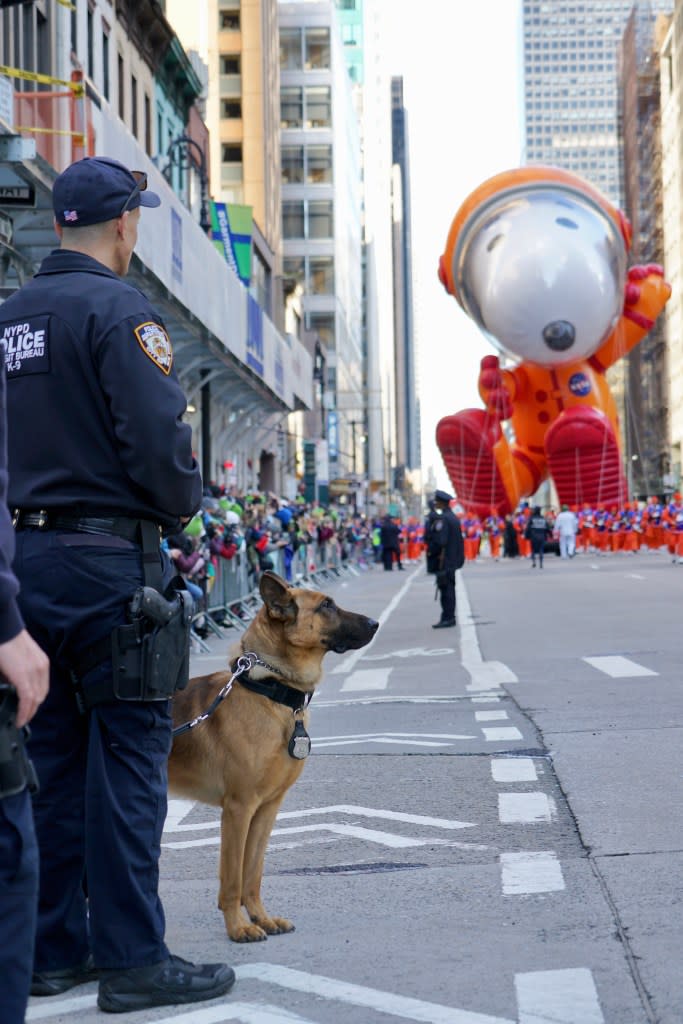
242, 796, 295, 936
218, 797, 268, 942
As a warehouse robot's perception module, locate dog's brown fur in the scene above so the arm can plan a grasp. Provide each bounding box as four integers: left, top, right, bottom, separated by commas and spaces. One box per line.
168, 571, 378, 942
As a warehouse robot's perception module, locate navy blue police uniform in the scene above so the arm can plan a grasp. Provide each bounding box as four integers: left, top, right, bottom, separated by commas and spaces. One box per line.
525, 506, 552, 568
431, 490, 465, 628
0, 349, 40, 1024
0, 165, 205, 989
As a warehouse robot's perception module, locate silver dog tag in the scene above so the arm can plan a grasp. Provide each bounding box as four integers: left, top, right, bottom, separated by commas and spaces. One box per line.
288, 720, 311, 760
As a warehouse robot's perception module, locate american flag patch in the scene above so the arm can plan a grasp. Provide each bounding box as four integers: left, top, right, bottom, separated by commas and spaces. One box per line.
64, 210, 78, 222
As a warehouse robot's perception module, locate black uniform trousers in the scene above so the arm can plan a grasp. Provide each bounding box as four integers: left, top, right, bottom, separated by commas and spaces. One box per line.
0, 789, 39, 1023
437, 569, 456, 622
13, 529, 171, 972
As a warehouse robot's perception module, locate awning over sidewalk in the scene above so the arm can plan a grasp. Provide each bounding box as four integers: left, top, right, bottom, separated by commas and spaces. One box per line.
0, 135, 312, 428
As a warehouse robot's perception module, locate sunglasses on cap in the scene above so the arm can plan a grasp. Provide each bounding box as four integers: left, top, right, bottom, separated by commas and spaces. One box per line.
119, 171, 148, 217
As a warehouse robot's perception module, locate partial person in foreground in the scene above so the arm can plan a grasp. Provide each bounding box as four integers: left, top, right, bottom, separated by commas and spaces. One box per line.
0, 326, 50, 1024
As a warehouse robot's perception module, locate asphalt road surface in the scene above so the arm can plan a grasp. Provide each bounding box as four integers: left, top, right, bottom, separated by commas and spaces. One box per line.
26, 549, 682, 1023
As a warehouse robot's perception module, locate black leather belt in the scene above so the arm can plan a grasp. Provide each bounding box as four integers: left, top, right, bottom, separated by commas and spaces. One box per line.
12, 510, 160, 545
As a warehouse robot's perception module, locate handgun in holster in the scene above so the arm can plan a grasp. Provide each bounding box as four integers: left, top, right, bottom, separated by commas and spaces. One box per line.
0, 681, 39, 798
111, 584, 194, 702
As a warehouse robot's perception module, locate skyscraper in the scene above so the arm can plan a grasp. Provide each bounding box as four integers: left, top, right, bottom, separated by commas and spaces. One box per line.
522, 0, 672, 207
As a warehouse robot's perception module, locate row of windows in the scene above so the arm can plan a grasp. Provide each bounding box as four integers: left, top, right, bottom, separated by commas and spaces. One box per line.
524, 63, 616, 71
283, 255, 335, 295
283, 200, 334, 240
280, 27, 331, 72
282, 144, 333, 184
281, 86, 332, 129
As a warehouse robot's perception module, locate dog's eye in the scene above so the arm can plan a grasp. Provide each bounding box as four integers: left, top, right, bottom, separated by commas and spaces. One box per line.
318, 598, 335, 613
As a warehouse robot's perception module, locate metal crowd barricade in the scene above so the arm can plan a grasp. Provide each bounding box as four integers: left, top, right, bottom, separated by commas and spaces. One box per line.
204, 537, 363, 637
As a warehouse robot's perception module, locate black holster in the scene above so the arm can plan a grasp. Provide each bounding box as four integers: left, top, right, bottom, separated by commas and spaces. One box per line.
110, 584, 193, 702
0, 682, 39, 798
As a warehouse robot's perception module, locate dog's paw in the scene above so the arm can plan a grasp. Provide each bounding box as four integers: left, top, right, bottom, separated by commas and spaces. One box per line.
229, 922, 269, 943
256, 915, 296, 936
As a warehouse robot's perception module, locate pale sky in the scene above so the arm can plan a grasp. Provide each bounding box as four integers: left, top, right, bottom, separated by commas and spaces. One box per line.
385, 0, 523, 489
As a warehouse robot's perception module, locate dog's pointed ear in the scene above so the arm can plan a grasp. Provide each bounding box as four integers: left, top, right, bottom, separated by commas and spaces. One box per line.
260, 571, 297, 622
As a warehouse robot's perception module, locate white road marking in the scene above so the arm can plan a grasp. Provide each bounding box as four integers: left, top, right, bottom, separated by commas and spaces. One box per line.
475, 710, 509, 721
341, 667, 391, 691
457, 574, 518, 691
163, 803, 478, 849
515, 967, 604, 1023
332, 568, 418, 674
472, 696, 501, 703
626, 573, 645, 579
25, 965, 602, 1024
315, 695, 464, 707
482, 726, 523, 742
26, 994, 96, 1019
153, 1003, 318, 1023
313, 732, 475, 748
491, 757, 538, 783
363, 647, 455, 660
275, 805, 476, 829
582, 655, 657, 677
499, 792, 556, 824
165, 798, 195, 831
238, 963, 515, 1024
500, 851, 566, 895
314, 737, 457, 748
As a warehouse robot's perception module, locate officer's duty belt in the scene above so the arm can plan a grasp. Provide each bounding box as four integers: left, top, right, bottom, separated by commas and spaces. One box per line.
12, 510, 160, 546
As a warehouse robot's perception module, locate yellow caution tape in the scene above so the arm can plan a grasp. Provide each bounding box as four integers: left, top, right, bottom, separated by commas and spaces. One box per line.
0, 64, 83, 96
15, 126, 85, 140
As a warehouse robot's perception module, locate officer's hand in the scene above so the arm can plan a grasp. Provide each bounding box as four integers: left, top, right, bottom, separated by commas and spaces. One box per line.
0, 630, 50, 728
436, 569, 447, 585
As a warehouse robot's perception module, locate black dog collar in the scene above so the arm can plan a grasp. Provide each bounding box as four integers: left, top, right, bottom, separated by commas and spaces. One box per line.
234, 669, 312, 714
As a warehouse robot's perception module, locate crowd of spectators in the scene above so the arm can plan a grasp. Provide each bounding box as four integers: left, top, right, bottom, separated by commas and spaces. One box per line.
162, 486, 424, 633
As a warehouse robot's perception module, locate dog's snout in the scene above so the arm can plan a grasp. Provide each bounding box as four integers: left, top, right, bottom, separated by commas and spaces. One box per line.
367, 618, 379, 635
543, 320, 575, 352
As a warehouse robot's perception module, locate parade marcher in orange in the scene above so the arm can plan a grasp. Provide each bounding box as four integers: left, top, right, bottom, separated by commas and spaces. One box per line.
484, 509, 504, 560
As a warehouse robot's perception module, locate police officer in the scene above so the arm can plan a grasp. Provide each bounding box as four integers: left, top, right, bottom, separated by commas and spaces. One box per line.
525, 505, 552, 568
0, 336, 50, 1024
431, 490, 465, 628
0, 157, 235, 1012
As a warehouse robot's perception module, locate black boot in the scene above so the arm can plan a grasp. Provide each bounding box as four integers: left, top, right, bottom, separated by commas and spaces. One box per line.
32, 958, 98, 996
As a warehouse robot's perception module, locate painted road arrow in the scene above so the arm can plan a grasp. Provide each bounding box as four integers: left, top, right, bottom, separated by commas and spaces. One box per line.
162, 801, 479, 852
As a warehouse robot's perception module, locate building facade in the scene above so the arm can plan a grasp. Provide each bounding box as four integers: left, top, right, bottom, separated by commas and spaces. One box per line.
620, 7, 672, 497
279, 0, 363, 498
1, 0, 312, 495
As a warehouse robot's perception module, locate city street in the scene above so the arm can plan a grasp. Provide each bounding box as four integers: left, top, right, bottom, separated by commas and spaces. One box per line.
26, 550, 683, 1024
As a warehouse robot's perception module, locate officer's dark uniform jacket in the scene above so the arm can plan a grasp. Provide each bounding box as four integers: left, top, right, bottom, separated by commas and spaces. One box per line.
0, 249, 202, 527
525, 514, 551, 543
433, 507, 465, 571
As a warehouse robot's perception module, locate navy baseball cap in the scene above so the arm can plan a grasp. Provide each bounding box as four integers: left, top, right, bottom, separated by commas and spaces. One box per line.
434, 489, 454, 504
53, 156, 161, 227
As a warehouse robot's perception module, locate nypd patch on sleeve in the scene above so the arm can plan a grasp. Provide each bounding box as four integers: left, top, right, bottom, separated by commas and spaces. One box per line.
134, 321, 173, 375
2, 316, 50, 378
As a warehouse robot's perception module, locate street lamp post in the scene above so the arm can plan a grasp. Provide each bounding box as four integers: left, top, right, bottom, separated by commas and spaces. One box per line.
165, 135, 211, 235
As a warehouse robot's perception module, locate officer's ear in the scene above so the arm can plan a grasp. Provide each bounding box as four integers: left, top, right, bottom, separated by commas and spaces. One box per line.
53, 218, 63, 241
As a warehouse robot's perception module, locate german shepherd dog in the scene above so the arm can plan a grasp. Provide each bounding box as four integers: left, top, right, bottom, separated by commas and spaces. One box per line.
168, 571, 378, 942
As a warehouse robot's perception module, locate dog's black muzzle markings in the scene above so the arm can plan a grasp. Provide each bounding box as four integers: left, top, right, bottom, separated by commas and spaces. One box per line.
327, 615, 379, 654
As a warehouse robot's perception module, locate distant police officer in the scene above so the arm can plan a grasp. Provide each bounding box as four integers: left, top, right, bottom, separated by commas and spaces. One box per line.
0, 336, 50, 1024
431, 490, 465, 628
0, 157, 235, 1013
525, 505, 552, 568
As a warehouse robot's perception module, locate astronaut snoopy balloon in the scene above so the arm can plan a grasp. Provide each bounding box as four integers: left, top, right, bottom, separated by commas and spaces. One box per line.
436, 166, 671, 515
